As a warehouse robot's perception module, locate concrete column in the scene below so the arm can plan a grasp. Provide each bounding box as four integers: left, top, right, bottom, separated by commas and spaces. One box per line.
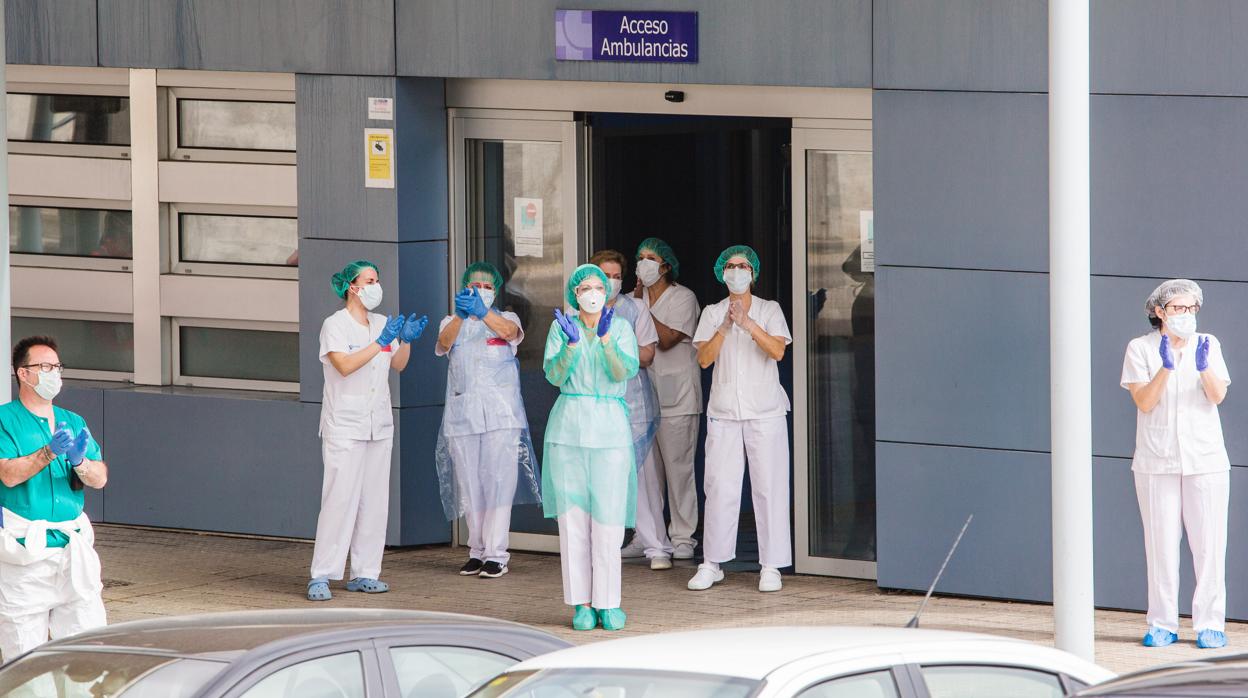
1049, 0, 1095, 661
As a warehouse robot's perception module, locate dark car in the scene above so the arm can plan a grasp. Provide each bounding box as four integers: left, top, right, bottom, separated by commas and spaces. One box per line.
1073, 654, 1248, 697
0, 609, 570, 698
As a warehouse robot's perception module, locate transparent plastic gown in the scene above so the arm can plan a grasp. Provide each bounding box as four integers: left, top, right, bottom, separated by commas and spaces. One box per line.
434, 315, 541, 521
611, 297, 661, 470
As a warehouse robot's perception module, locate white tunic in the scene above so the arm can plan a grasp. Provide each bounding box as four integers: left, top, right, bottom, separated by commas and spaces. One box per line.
318, 308, 396, 441
643, 284, 703, 417
693, 296, 792, 421
1120, 330, 1231, 475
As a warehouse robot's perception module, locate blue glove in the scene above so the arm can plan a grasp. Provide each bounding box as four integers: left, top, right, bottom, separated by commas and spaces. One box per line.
48, 422, 74, 457
468, 288, 490, 319
1196, 336, 1211, 372
66, 427, 92, 466
453, 289, 474, 319
1159, 334, 1175, 371
376, 315, 405, 347
597, 306, 615, 338
554, 308, 581, 344
400, 313, 428, 343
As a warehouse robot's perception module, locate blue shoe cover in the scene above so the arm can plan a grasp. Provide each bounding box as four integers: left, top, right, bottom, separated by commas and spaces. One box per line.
307, 579, 331, 601
1142, 626, 1178, 647
346, 577, 389, 593
572, 606, 598, 631
1197, 629, 1227, 649
598, 608, 627, 631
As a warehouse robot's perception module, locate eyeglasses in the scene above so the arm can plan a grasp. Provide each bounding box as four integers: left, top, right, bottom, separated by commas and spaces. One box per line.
1164, 303, 1201, 315
724, 262, 753, 271
21, 363, 64, 374
575, 285, 604, 296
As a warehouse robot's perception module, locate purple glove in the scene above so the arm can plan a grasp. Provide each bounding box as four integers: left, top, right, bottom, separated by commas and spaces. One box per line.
597, 306, 615, 338
554, 308, 581, 344
65, 427, 92, 466
1196, 336, 1211, 372
1159, 334, 1175, 371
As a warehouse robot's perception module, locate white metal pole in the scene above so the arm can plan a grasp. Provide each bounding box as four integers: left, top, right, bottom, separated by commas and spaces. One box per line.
1049, 0, 1095, 661
0, 0, 10, 404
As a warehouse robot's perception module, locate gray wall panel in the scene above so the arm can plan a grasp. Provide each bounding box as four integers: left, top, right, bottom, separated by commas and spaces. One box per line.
396, 0, 871, 87
98, 0, 394, 74
6, 0, 97, 66
101, 390, 323, 537
298, 75, 400, 244
396, 241, 448, 409
396, 78, 449, 243
398, 405, 452, 545
1093, 1, 1248, 97
876, 442, 1053, 601
1092, 276, 1248, 466
874, 90, 1048, 272
875, 267, 1049, 451
873, 0, 1046, 92
1093, 95, 1248, 282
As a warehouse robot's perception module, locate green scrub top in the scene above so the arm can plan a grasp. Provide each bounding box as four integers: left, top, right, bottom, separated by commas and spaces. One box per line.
0, 400, 102, 548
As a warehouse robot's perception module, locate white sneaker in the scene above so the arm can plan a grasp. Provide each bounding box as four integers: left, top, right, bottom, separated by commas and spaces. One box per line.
620, 538, 647, 558
759, 567, 783, 593
673, 542, 696, 560
687, 563, 724, 591
650, 555, 673, 571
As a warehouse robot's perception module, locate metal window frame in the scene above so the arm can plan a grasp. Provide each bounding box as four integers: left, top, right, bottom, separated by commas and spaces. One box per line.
167, 202, 299, 279
171, 317, 300, 393
10, 308, 135, 382
6, 81, 133, 158
791, 125, 876, 580
9, 195, 134, 272
165, 86, 296, 164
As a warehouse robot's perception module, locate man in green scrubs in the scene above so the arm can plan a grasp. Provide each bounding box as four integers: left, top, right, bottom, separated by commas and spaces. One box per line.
0, 336, 108, 661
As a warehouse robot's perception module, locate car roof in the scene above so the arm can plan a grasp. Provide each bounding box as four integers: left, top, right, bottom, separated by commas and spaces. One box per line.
38, 609, 558, 660
511, 626, 1043, 680
1077, 653, 1248, 695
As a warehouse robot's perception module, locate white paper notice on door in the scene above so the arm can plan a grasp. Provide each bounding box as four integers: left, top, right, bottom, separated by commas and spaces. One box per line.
859, 210, 875, 273
513, 198, 544, 258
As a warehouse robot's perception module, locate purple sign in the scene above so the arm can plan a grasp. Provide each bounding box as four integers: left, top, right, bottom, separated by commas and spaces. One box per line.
556, 10, 698, 63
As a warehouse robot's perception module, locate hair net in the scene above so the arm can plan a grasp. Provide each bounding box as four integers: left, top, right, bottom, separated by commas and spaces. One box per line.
714, 244, 761, 283
635, 237, 680, 280
1146, 279, 1204, 321
331, 260, 379, 299
461, 261, 504, 294
566, 263, 610, 310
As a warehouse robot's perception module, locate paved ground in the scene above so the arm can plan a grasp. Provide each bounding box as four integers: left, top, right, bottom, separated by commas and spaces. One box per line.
95, 525, 1242, 675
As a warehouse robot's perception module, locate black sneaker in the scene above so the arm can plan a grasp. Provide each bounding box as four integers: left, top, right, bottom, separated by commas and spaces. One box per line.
459, 558, 484, 576
479, 561, 509, 578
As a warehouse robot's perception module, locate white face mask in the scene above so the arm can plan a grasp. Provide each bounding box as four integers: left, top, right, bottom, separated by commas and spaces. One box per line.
355, 283, 383, 310
578, 289, 606, 314
724, 268, 753, 295
608, 279, 623, 301
1166, 313, 1197, 339
27, 369, 62, 401
636, 259, 662, 287
476, 288, 496, 308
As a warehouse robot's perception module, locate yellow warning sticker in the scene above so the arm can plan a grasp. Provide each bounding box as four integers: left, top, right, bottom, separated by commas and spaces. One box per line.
365, 128, 394, 188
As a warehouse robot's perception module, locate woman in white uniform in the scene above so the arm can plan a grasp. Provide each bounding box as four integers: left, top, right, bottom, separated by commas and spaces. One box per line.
592, 250, 673, 570
308, 260, 427, 601
434, 262, 541, 579
687, 245, 792, 594
632, 237, 703, 560
1122, 279, 1231, 649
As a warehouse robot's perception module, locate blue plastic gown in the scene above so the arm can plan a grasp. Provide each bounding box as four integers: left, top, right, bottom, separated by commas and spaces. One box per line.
610, 297, 661, 470
541, 314, 640, 527
433, 314, 541, 521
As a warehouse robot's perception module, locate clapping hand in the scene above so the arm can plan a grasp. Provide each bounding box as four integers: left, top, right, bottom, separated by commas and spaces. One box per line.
48, 422, 74, 457
66, 427, 92, 466
467, 288, 490, 319
399, 314, 428, 343
376, 315, 406, 347
453, 289, 475, 319
728, 299, 755, 331
554, 308, 581, 344
1159, 334, 1176, 371
597, 306, 615, 338
1196, 336, 1211, 372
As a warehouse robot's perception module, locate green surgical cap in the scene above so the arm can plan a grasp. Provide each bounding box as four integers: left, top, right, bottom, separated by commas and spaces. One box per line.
461, 261, 504, 294
714, 245, 760, 283
331, 259, 379, 299
566, 264, 610, 310
636, 237, 680, 280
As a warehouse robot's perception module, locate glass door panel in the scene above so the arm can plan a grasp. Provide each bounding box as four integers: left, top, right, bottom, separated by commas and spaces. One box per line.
792, 128, 875, 578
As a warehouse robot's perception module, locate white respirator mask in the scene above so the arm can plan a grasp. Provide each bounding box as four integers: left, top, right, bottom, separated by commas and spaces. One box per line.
477, 288, 496, 308
1166, 313, 1197, 339
355, 284, 384, 310
578, 290, 607, 314
608, 279, 623, 301
723, 268, 753, 295
28, 369, 62, 401
636, 259, 662, 287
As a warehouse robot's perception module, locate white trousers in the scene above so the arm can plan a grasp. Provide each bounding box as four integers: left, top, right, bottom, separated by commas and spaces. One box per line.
1135, 471, 1229, 633
0, 552, 107, 662
631, 447, 674, 558
447, 430, 519, 564
557, 507, 624, 609
703, 416, 792, 569
311, 436, 393, 581
652, 413, 700, 548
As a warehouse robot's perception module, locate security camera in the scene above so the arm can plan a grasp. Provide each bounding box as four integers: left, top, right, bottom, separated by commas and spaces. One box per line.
664, 90, 685, 103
